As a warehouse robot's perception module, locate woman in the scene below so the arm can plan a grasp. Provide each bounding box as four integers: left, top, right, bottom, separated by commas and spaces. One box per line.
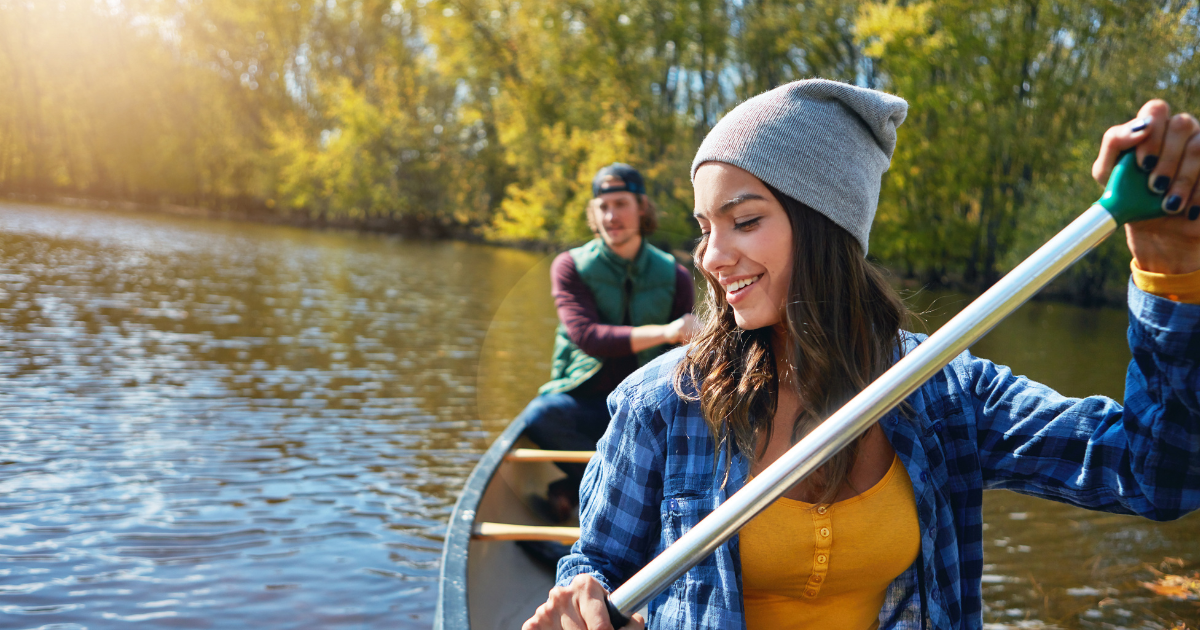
523, 79, 1200, 630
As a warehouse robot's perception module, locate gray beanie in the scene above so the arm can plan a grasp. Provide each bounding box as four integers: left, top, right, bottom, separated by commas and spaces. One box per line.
690, 79, 908, 255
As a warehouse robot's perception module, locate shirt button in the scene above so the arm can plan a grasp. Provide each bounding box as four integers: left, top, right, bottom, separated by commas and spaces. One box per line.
806, 589, 818, 597
816, 506, 828, 515
919, 471, 929, 482
820, 527, 830, 538
817, 554, 828, 564
812, 575, 823, 583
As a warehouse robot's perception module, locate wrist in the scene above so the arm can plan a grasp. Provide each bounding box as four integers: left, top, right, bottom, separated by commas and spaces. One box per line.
1125, 224, 1200, 274
663, 322, 680, 345
1130, 254, 1200, 275
630, 324, 672, 352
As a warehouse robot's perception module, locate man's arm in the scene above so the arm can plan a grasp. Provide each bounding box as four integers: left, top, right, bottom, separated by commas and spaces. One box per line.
630, 263, 699, 352
552, 254, 697, 357
629, 316, 695, 352
553, 253, 637, 358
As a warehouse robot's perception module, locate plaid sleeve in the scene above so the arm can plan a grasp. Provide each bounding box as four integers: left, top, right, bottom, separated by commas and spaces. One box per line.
966, 282, 1200, 520
556, 364, 669, 591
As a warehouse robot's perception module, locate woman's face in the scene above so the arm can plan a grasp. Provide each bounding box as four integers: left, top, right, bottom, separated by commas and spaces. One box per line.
693, 162, 793, 330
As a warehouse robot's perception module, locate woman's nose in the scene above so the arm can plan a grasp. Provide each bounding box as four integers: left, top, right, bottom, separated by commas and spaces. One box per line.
702, 229, 736, 273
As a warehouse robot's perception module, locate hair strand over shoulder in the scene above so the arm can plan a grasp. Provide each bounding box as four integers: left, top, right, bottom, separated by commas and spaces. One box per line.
673, 186, 909, 505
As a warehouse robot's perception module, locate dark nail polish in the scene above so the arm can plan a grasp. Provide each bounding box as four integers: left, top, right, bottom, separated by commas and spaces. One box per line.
1152, 175, 1171, 193
1131, 118, 1150, 132
1164, 195, 1183, 213
1190, 205, 1200, 221
1141, 155, 1159, 172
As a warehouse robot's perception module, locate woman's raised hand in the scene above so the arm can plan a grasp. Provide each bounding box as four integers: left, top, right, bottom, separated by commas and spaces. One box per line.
522, 574, 646, 630
1093, 99, 1200, 275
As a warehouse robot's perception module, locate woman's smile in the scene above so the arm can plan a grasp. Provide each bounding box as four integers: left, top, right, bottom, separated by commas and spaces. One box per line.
693, 162, 793, 330
722, 274, 763, 302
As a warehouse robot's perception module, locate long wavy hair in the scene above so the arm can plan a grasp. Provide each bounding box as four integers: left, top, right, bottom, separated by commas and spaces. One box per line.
674, 185, 909, 504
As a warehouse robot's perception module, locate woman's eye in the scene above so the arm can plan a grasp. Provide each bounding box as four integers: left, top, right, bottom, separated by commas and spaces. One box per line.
734, 218, 761, 230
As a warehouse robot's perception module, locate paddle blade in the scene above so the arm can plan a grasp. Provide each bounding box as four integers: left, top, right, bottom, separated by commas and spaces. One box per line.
1096, 151, 1167, 225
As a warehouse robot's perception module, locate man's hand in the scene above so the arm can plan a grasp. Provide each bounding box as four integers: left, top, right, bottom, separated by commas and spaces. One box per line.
664, 314, 699, 345
630, 314, 700, 352
522, 574, 646, 630
1093, 99, 1200, 274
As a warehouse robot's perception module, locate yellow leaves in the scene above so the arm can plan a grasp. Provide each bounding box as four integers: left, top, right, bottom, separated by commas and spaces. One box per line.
488, 104, 638, 244
268, 75, 436, 220
491, 179, 554, 242
9, 0, 1194, 298
856, 2, 950, 59
1142, 557, 1200, 601
1141, 573, 1200, 601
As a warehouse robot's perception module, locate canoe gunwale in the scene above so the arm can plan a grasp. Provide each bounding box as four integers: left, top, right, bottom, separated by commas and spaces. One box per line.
434, 413, 537, 630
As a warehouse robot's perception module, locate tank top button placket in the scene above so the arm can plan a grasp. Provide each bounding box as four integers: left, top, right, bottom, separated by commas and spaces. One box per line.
805, 505, 832, 598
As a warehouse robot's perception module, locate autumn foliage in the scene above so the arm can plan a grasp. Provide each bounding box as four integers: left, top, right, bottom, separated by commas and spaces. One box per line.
2, 1, 1198, 298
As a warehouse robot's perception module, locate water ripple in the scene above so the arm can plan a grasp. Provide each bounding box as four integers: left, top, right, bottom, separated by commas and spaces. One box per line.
0, 203, 536, 628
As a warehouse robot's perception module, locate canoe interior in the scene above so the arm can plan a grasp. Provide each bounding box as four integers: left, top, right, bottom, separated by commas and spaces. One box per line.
435, 411, 579, 630
466, 438, 576, 629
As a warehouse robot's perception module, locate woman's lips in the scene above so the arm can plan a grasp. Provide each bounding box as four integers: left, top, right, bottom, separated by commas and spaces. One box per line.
725, 274, 762, 303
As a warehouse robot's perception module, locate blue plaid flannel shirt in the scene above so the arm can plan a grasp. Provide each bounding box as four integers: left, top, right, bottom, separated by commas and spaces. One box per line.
557, 282, 1200, 629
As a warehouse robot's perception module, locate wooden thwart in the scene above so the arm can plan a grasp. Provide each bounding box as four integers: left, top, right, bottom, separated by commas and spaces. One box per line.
503, 448, 595, 463
472, 522, 581, 543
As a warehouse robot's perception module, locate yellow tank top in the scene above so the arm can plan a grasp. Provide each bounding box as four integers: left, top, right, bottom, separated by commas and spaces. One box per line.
740, 455, 920, 630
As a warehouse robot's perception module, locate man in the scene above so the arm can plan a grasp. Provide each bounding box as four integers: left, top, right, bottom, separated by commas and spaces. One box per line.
521, 163, 698, 523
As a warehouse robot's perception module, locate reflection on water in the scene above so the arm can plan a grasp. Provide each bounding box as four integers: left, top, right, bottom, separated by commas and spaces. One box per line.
0, 202, 1196, 628
0, 202, 548, 629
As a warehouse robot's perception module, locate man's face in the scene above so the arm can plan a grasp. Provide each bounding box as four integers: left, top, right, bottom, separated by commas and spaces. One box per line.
590, 185, 642, 250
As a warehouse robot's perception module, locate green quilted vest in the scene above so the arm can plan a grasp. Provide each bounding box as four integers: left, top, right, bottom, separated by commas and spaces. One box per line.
538, 239, 679, 396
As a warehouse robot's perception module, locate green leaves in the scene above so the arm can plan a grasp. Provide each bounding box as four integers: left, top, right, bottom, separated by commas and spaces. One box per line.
862, 0, 1194, 294
2, 0, 1195, 299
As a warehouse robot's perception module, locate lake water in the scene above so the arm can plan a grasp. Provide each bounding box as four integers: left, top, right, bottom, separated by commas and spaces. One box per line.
0, 202, 1196, 629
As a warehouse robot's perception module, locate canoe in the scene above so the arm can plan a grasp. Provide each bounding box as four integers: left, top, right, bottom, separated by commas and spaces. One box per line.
435, 413, 594, 629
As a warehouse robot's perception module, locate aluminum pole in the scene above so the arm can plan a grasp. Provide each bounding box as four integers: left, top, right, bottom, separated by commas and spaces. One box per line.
605, 204, 1119, 623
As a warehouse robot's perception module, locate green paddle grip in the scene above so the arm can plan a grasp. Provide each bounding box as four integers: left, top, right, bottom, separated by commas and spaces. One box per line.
1095, 151, 1168, 225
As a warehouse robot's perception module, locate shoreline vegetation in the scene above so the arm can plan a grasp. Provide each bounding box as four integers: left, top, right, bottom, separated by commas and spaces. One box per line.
3, 191, 1130, 308
3, 1, 1196, 307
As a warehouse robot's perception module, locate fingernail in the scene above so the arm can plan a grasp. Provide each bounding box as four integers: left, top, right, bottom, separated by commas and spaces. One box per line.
1141, 155, 1159, 172
1164, 194, 1183, 213
1152, 175, 1170, 193
1131, 117, 1151, 132
1191, 205, 1200, 221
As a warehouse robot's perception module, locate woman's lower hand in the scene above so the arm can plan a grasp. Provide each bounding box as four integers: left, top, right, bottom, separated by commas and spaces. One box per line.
522, 574, 646, 630
1093, 99, 1200, 275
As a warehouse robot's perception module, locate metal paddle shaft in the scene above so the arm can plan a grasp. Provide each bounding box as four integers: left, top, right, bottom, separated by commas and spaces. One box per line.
604, 152, 1165, 626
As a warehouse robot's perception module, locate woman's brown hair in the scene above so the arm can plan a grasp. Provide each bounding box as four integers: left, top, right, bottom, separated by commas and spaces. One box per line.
674, 185, 909, 504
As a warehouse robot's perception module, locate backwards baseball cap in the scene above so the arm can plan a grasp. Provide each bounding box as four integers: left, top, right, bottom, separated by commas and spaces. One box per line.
592, 163, 646, 197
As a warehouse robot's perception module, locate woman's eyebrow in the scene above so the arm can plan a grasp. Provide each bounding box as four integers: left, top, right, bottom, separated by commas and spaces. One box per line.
694, 193, 767, 218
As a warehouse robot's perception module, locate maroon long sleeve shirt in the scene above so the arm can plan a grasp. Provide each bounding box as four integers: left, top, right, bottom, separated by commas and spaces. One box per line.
550, 251, 695, 398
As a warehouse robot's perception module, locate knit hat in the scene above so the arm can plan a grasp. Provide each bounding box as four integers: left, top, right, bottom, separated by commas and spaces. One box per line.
690, 79, 908, 256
